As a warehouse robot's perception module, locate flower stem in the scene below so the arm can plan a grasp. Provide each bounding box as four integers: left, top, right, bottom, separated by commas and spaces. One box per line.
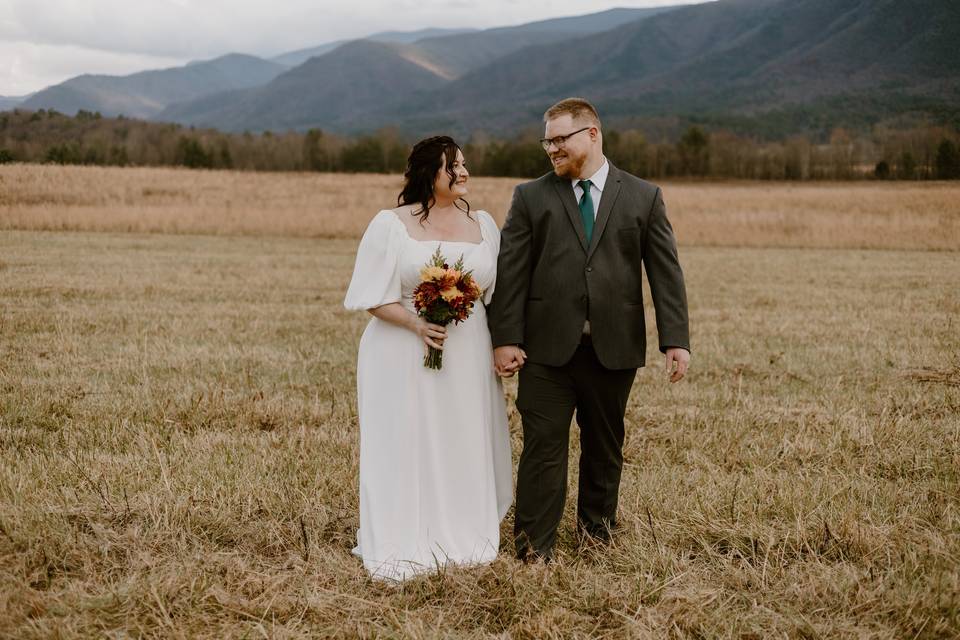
424, 346, 443, 370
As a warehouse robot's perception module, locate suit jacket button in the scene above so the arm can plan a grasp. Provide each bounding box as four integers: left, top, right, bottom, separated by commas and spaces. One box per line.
586, 266, 593, 272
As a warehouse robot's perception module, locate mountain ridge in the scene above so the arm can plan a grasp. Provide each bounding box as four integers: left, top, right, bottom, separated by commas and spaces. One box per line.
14, 1, 960, 140
270, 27, 480, 67
158, 40, 450, 132
361, 0, 960, 137
20, 53, 289, 119
156, 6, 678, 132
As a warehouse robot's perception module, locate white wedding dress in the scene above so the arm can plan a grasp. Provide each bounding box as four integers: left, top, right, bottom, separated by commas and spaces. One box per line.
343, 209, 513, 581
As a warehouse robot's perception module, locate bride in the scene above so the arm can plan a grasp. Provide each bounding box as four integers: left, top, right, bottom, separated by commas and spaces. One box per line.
343, 136, 515, 581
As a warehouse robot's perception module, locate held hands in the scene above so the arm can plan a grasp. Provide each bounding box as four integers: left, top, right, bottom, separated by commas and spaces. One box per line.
494, 345, 527, 378
665, 347, 690, 383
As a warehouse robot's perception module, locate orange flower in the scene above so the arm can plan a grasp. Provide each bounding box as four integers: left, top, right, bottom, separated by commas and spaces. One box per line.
420, 265, 446, 282
437, 272, 458, 290
440, 286, 462, 303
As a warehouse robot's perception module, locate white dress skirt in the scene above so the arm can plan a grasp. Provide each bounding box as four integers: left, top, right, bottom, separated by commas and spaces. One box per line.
343, 209, 513, 582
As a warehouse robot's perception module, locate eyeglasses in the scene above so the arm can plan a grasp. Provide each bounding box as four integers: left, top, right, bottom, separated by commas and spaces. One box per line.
540, 127, 592, 151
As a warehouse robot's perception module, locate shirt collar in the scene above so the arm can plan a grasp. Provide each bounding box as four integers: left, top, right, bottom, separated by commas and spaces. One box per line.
571, 157, 609, 192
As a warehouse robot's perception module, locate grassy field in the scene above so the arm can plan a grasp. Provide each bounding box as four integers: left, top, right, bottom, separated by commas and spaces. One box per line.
1, 166, 959, 638
2, 164, 960, 249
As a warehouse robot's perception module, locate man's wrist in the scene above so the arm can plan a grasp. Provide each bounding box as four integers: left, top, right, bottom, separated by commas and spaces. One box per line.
661, 345, 690, 354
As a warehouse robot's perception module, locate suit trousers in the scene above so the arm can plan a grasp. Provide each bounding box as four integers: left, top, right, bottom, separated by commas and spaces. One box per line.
514, 341, 636, 558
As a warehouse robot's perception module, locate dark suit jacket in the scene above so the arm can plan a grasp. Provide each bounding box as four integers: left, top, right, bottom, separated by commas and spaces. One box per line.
488, 161, 690, 370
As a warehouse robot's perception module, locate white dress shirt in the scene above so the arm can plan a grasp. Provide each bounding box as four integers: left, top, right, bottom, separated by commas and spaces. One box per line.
571, 158, 609, 219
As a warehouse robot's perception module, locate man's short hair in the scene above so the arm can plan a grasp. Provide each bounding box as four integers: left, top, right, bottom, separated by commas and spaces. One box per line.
544, 97, 602, 128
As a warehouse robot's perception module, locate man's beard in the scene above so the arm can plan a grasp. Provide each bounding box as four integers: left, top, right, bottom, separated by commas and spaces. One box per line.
550, 150, 587, 179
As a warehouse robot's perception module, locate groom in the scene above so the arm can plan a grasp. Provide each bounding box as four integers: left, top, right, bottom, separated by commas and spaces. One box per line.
488, 97, 690, 560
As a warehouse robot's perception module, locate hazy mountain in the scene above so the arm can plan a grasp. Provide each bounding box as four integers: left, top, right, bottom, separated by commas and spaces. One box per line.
485, 6, 682, 35
407, 7, 680, 78
160, 6, 677, 131
370, 0, 960, 137
271, 27, 479, 67
270, 10, 674, 73
46, 0, 958, 139
0, 95, 29, 111
20, 54, 289, 119
158, 40, 449, 132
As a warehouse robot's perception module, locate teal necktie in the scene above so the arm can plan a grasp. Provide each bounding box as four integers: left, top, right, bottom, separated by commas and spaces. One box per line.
578, 179, 595, 244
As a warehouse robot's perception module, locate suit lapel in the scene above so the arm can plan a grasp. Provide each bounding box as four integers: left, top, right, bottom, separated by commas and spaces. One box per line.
552, 175, 588, 253
586, 163, 623, 261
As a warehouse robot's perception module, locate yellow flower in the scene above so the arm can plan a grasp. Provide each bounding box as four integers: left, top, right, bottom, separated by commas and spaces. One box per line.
440, 286, 462, 302
420, 265, 447, 281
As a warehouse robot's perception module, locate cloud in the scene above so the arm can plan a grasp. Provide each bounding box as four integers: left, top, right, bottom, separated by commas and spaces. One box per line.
0, 0, 409, 60
2, 0, 274, 59
0, 40, 185, 96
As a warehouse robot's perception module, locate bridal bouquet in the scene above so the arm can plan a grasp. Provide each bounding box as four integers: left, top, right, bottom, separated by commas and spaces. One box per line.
413, 247, 483, 370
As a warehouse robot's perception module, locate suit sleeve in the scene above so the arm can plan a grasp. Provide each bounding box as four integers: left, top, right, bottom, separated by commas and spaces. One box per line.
642, 188, 690, 354
488, 185, 533, 347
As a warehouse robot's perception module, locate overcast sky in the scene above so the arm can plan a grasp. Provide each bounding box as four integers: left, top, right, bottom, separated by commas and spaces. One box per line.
1, 0, 708, 96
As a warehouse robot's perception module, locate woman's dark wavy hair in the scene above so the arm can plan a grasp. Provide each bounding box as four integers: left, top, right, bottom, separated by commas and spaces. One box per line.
398, 135, 470, 225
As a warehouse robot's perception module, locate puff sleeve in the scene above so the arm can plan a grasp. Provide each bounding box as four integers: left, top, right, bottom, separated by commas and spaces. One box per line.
479, 210, 501, 306
343, 210, 404, 311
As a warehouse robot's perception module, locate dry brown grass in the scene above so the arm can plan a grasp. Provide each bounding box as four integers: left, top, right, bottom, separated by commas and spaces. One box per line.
2, 164, 959, 249
2, 226, 958, 638
0, 164, 515, 240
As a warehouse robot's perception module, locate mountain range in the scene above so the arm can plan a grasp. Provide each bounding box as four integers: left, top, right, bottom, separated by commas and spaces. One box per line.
269, 27, 479, 68
13, 8, 663, 123
0, 94, 32, 110
374, 0, 960, 137
19, 54, 288, 120
11, 0, 960, 139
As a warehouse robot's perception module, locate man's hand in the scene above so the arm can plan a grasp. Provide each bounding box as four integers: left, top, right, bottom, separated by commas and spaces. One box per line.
665, 347, 690, 383
494, 345, 527, 377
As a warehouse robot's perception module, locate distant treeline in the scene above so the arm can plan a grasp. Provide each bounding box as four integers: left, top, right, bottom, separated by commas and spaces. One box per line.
2, 108, 959, 180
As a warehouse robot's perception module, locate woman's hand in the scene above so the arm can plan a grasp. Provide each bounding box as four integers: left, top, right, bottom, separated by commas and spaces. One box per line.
367, 303, 446, 349
415, 318, 447, 350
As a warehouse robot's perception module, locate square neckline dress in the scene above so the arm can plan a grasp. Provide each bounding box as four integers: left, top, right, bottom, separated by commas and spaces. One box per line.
344, 209, 513, 581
